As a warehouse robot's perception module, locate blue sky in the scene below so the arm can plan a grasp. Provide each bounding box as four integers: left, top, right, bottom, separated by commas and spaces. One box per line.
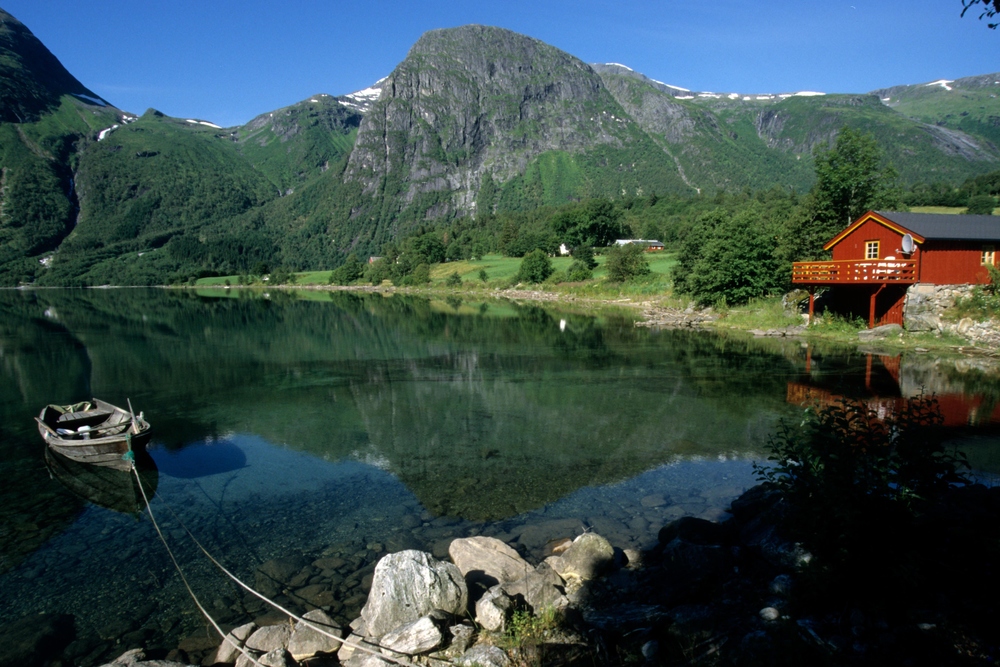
4, 0, 998, 127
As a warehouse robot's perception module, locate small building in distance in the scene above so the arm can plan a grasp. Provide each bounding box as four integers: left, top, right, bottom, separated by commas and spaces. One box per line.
613, 239, 665, 251
792, 210, 1000, 328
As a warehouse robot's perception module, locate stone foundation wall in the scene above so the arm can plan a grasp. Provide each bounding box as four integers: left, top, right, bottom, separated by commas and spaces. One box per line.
904, 283, 1000, 347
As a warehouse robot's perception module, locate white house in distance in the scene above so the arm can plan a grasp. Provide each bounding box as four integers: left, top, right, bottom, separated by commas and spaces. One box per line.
613, 239, 665, 251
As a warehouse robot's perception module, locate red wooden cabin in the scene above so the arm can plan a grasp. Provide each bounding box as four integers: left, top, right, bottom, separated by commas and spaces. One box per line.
792, 211, 1000, 327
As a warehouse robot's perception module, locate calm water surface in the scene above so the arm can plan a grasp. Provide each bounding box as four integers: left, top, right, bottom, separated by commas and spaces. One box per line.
1, 288, 998, 665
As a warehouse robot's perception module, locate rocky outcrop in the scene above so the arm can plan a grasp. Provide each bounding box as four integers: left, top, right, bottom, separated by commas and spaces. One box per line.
360, 550, 467, 639
343, 25, 637, 221
904, 283, 1000, 347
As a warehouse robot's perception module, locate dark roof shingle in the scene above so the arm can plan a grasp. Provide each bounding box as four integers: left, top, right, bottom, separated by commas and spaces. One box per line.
877, 211, 1000, 241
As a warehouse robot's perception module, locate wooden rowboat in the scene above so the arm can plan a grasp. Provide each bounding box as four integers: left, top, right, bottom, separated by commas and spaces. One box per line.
36, 398, 151, 471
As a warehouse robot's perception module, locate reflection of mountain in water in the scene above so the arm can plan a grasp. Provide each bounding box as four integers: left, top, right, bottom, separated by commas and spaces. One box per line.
4, 288, 1000, 524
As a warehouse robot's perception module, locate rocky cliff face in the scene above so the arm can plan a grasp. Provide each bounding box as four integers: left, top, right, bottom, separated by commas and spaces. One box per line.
344, 25, 638, 219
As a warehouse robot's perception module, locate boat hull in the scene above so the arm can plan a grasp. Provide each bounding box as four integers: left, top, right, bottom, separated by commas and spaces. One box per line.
37, 399, 152, 470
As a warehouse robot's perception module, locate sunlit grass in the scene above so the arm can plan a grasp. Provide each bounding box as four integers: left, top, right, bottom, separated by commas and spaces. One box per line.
714, 297, 803, 330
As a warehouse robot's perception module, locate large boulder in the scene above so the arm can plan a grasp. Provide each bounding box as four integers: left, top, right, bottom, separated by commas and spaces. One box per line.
379, 614, 447, 655
213, 622, 257, 664
559, 533, 614, 580
244, 625, 291, 653
448, 536, 532, 589
97, 649, 194, 667
360, 550, 468, 639
287, 609, 343, 660
475, 586, 514, 632
456, 644, 511, 667
501, 563, 567, 613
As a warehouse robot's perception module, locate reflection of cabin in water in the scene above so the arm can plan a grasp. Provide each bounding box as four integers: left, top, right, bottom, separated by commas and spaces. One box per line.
788, 350, 1000, 429
792, 211, 1000, 328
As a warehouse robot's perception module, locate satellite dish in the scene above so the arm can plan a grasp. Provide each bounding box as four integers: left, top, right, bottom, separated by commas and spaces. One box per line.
901, 234, 915, 254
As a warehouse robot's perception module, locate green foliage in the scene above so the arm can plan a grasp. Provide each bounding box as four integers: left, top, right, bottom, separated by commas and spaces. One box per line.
269, 267, 297, 285
329, 253, 364, 285
478, 269, 488, 283
950, 264, 1000, 319
966, 193, 997, 214
570, 245, 597, 269
604, 243, 650, 282
812, 126, 901, 231
515, 249, 554, 283
445, 271, 462, 286
756, 396, 968, 570
565, 260, 593, 282
549, 198, 626, 248
676, 204, 787, 306
502, 607, 563, 647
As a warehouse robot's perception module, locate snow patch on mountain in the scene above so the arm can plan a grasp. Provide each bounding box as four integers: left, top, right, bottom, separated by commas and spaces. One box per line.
97, 125, 118, 141
72, 92, 108, 107
925, 79, 954, 91
604, 62, 634, 72
186, 119, 222, 129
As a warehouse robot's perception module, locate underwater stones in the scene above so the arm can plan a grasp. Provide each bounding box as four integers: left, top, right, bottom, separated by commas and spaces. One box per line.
449, 536, 532, 589
360, 550, 467, 639
0, 612, 75, 666
255, 555, 310, 598
287, 609, 343, 660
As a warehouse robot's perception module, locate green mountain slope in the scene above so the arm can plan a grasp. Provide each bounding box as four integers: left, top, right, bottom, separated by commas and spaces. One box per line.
341, 25, 689, 244
872, 73, 1000, 146
234, 94, 362, 192
35, 110, 279, 285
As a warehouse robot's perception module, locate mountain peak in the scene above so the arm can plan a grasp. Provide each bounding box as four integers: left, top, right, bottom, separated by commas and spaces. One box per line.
0, 8, 111, 122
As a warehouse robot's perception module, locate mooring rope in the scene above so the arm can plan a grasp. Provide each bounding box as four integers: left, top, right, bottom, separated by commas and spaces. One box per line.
130, 463, 429, 667
130, 461, 266, 667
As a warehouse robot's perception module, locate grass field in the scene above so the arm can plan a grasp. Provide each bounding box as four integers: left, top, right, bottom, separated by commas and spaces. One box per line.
195, 251, 680, 295
908, 206, 1000, 215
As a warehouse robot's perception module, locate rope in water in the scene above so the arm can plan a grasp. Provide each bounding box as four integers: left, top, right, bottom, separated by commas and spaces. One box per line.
130, 461, 266, 667
130, 462, 428, 667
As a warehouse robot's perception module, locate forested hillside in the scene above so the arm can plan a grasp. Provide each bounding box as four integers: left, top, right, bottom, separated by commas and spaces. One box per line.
1, 6, 999, 286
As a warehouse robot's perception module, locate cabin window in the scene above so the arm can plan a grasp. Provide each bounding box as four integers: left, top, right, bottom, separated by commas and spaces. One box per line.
982, 246, 996, 266
865, 241, 879, 260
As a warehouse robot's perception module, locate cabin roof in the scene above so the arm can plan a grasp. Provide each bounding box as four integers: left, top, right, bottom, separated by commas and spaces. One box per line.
824, 210, 1000, 251
875, 211, 1000, 242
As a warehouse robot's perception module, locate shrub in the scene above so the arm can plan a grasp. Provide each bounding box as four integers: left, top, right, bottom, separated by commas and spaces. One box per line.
604, 243, 650, 282
566, 260, 593, 282
756, 396, 968, 575
445, 271, 462, 287
330, 254, 364, 285
515, 249, 554, 283
570, 245, 597, 269
478, 268, 488, 283
966, 194, 996, 215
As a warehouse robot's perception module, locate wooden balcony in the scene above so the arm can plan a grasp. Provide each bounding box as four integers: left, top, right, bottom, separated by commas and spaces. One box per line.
791, 258, 917, 285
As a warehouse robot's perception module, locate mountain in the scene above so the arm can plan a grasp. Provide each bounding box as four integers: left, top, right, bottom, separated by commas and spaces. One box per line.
0, 8, 109, 123
2, 8, 1000, 286
340, 24, 688, 247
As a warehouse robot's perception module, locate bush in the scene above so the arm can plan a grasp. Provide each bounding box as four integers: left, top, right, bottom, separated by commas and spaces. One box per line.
566, 260, 593, 282
515, 249, 554, 283
478, 269, 488, 283
445, 271, 462, 287
604, 243, 650, 282
570, 245, 597, 270
966, 194, 996, 215
756, 396, 968, 575
330, 254, 364, 285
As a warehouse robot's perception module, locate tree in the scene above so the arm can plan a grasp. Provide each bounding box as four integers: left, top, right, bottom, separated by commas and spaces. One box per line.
966, 194, 997, 215
330, 253, 364, 285
571, 245, 597, 270
515, 249, 554, 283
550, 198, 626, 248
961, 0, 999, 28
813, 127, 900, 231
604, 243, 651, 282
682, 205, 787, 306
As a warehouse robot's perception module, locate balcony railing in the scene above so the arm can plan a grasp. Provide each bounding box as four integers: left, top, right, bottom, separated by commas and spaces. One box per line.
791, 258, 917, 284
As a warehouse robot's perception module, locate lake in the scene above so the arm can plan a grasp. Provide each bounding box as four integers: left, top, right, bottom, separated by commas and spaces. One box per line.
1, 288, 998, 665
